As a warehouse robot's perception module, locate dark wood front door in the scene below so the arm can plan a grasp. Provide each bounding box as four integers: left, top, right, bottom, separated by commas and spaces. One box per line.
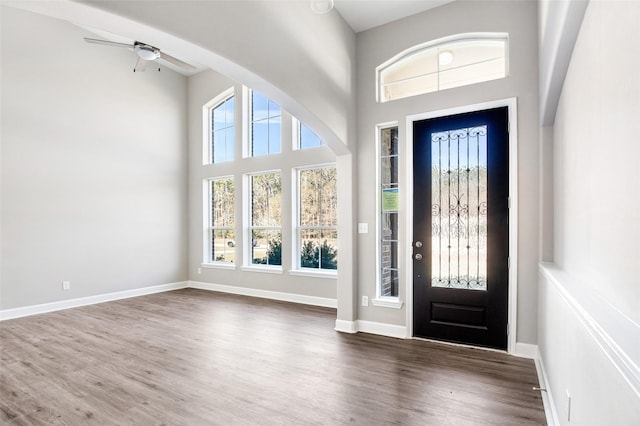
412, 107, 509, 350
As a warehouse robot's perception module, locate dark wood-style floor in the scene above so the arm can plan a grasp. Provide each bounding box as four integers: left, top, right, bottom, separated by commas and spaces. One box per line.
0, 289, 546, 425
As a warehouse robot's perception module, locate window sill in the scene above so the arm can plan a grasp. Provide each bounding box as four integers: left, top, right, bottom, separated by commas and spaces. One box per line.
289, 269, 338, 279
240, 265, 283, 275
371, 298, 404, 309
201, 262, 236, 271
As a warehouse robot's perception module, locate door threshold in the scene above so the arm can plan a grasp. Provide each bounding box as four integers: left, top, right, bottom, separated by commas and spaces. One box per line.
411, 336, 508, 355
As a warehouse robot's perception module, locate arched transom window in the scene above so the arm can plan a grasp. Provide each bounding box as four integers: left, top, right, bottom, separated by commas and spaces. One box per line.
377, 33, 508, 103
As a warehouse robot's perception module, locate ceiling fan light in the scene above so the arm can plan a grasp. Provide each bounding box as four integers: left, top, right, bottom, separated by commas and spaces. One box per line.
311, 0, 334, 14
135, 45, 159, 61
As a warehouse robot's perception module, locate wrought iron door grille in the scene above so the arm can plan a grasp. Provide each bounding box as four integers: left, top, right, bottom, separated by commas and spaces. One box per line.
431, 126, 487, 291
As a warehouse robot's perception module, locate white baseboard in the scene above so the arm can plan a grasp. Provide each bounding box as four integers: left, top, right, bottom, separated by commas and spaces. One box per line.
535, 347, 560, 426
334, 319, 407, 339
0, 281, 188, 321
189, 280, 337, 309
335, 319, 357, 333
514, 342, 538, 359
356, 320, 407, 339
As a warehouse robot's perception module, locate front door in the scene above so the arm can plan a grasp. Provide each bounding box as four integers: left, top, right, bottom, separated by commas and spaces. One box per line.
412, 107, 509, 350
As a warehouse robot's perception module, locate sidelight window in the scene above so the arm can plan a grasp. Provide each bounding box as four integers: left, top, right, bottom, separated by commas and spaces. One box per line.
379, 125, 399, 298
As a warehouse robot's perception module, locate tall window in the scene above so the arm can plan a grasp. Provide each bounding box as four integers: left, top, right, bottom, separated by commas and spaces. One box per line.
298, 166, 338, 270
377, 34, 508, 103
251, 91, 281, 156
250, 172, 282, 266
210, 95, 234, 163
380, 126, 399, 297
209, 177, 235, 263
298, 121, 325, 150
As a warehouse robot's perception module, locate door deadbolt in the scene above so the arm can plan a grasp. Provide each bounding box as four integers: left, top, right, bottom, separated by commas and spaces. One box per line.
415, 253, 423, 260
415, 241, 423, 248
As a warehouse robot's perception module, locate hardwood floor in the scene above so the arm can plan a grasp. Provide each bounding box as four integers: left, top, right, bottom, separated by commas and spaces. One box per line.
0, 289, 546, 425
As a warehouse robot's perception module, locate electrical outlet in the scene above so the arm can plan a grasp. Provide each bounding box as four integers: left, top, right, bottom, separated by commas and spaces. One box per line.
358, 223, 368, 234
197, 267, 202, 275
362, 296, 369, 306
566, 389, 571, 422
62, 281, 71, 290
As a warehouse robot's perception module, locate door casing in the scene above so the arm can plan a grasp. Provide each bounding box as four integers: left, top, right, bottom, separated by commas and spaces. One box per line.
405, 98, 518, 354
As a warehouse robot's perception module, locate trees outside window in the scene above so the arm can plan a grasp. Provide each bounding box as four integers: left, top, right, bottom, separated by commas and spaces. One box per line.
209, 177, 235, 263
250, 172, 282, 266
298, 166, 337, 270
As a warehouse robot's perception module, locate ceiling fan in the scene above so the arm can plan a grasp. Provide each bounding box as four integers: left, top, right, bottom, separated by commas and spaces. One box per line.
84, 37, 196, 73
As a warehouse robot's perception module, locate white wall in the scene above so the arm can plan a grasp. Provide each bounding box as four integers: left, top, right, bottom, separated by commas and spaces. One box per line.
187, 70, 338, 301
355, 1, 540, 344
538, 1, 640, 423
9, 0, 357, 155
0, 7, 188, 310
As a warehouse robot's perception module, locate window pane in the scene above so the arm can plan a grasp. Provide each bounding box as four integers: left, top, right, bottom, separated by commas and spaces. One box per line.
300, 123, 323, 149
320, 167, 337, 227
320, 230, 338, 270
378, 35, 507, 102
225, 127, 234, 161
251, 173, 281, 227
381, 127, 398, 156
252, 229, 282, 266
251, 91, 281, 156
211, 178, 234, 228
380, 126, 399, 297
381, 156, 398, 185
252, 91, 269, 121
268, 120, 281, 154
300, 229, 320, 269
381, 268, 399, 297
210, 95, 234, 164
213, 104, 225, 131
225, 96, 235, 126
213, 129, 225, 163
300, 169, 320, 227
252, 121, 269, 157
212, 229, 235, 263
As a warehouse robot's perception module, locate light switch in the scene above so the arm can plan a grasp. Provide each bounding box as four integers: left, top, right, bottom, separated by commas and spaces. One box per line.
358, 223, 368, 234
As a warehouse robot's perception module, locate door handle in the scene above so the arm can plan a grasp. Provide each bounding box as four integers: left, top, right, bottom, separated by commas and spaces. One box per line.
415, 253, 423, 261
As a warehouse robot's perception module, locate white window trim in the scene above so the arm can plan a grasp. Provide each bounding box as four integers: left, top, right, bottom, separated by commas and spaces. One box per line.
244, 170, 283, 269
375, 122, 401, 305
201, 262, 236, 271
204, 176, 236, 266
289, 269, 337, 279
376, 32, 509, 103
246, 88, 282, 157
293, 163, 338, 273
203, 87, 234, 165
292, 118, 325, 151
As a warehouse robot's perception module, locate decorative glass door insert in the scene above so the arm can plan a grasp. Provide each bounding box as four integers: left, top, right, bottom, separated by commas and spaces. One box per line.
431, 126, 487, 291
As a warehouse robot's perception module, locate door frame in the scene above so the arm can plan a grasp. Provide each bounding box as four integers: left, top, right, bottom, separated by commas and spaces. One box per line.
405, 98, 518, 354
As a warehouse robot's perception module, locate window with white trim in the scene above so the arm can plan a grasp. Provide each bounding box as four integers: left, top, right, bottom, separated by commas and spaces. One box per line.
249, 172, 282, 266
209, 93, 234, 163
295, 120, 325, 150
296, 165, 338, 270
377, 33, 508, 103
250, 90, 281, 156
379, 126, 399, 298
208, 177, 235, 263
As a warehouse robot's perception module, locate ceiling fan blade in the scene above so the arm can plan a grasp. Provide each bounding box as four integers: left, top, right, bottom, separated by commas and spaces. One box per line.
134, 57, 148, 72
84, 37, 133, 49
159, 52, 197, 71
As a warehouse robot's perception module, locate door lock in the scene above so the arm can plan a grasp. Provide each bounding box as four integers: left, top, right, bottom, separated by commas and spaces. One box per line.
415, 253, 423, 260
415, 241, 423, 248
